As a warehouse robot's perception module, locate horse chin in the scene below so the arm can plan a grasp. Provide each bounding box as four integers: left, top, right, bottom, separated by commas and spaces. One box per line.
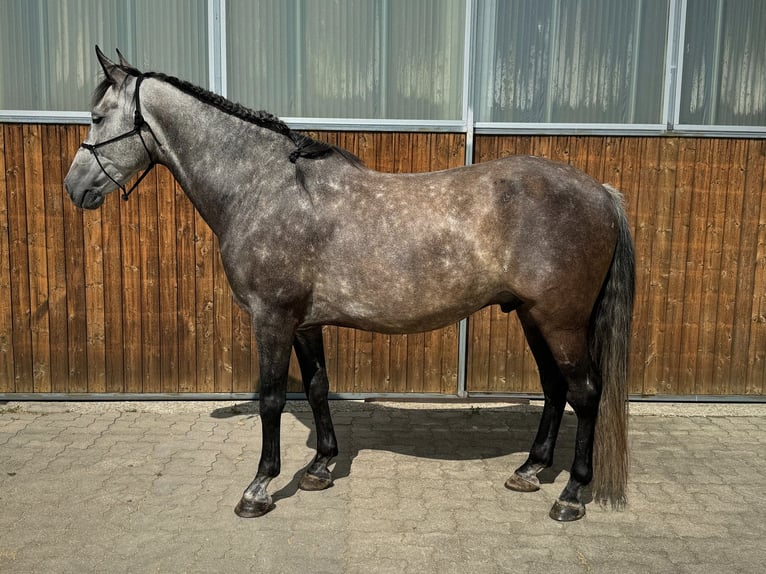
81, 190, 105, 210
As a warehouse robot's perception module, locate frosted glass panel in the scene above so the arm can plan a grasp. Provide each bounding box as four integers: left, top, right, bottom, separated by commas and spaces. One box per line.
0, 0, 208, 111
226, 0, 465, 120
680, 0, 766, 126
474, 0, 669, 124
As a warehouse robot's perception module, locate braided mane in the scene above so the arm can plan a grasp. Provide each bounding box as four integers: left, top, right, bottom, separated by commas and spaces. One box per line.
93, 64, 362, 165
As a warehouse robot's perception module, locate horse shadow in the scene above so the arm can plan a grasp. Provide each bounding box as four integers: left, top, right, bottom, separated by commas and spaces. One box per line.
210, 400, 583, 504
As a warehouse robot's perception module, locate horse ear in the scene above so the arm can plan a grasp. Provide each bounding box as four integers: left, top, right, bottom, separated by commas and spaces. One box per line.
115, 48, 132, 68
95, 45, 127, 84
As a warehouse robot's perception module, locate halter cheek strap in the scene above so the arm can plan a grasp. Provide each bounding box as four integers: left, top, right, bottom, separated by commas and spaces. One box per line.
80, 74, 163, 201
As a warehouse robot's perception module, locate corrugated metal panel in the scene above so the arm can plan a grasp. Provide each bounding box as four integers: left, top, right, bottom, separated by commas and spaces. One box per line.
226, 0, 464, 120
0, 0, 208, 112
474, 0, 669, 124
680, 0, 766, 126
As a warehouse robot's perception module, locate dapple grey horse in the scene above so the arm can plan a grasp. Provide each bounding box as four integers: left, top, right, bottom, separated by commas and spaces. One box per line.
64, 48, 634, 521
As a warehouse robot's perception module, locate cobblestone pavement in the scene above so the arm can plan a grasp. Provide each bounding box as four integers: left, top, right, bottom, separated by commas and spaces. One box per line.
1, 400, 764, 574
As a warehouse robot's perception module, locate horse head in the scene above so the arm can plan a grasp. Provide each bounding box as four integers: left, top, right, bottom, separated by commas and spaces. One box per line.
64, 46, 159, 209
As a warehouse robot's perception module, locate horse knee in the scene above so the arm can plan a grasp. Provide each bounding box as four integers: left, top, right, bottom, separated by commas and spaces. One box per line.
260, 393, 286, 418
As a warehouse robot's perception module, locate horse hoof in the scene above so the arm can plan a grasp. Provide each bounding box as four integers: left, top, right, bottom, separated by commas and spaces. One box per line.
504, 473, 541, 493
234, 498, 275, 518
549, 499, 586, 522
299, 472, 334, 491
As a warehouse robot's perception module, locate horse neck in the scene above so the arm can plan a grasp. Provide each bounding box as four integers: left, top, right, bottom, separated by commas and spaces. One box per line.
142, 79, 297, 237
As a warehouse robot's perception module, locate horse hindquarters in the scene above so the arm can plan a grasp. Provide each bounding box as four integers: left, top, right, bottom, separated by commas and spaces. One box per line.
508, 186, 634, 521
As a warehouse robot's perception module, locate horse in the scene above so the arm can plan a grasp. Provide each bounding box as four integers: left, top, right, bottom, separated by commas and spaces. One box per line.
64, 47, 635, 522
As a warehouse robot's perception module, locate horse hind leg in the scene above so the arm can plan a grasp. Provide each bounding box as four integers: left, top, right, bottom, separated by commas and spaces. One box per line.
511, 310, 600, 522
293, 326, 339, 491
505, 311, 567, 493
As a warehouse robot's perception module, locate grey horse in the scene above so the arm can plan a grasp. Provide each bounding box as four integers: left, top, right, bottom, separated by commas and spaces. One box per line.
64, 47, 634, 521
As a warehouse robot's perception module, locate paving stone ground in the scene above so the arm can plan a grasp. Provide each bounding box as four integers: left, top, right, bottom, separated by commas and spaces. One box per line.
1, 400, 764, 573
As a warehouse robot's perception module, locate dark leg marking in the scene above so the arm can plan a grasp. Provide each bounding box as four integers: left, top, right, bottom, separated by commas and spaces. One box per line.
294, 326, 338, 491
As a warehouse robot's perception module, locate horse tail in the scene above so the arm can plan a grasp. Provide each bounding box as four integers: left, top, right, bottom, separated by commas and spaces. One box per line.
590, 184, 635, 509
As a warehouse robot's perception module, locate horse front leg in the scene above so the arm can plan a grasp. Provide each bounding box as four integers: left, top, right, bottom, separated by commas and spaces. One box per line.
235, 314, 296, 518
293, 326, 339, 491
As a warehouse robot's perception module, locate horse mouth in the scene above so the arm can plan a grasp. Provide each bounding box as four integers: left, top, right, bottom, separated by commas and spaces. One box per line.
80, 189, 105, 210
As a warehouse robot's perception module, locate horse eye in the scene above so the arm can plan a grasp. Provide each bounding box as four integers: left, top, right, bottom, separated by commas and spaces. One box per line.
91, 116, 103, 125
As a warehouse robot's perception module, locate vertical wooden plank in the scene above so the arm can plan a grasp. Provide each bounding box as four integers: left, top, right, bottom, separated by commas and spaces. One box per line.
101, 190, 124, 393
5, 125, 33, 392
176, 183, 197, 392
334, 327, 355, 393
746, 142, 766, 395
232, 304, 253, 393
422, 323, 442, 392
549, 135, 570, 164
194, 212, 215, 392
82, 155, 107, 393
586, 136, 606, 182
119, 171, 143, 393
468, 307, 491, 391
619, 137, 644, 394
732, 140, 765, 394
156, 166, 179, 393
488, 305, 509, 392
353, 330, 373, 393
61, 126, 88, 391
713, 140, 747, 394
662, 138, 696, 393
697, 139, 730, 395
323, 325, 339, 392
22, 125, 51, 393
678, 139, 713, 395
531, 134, 552, 161
389, 332, 408, 393
138, 173, 161, 392
642, 137, 676, 395
602, 136, 624, 189
370, 331, 392, 392
0, 126, 14, 391
213, 246, 233, 393
439, 322, 459, 394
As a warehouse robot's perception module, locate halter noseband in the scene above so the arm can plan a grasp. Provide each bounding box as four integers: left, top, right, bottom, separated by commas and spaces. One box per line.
80, 74, 163, 201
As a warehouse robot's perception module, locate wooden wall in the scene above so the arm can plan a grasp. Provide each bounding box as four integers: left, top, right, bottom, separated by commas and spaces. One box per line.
1, 124, 765, 396
0, 125, 462, 395
469, 135, 766, 397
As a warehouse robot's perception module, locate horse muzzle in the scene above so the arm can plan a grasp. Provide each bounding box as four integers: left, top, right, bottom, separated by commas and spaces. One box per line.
64, 176, 105, 210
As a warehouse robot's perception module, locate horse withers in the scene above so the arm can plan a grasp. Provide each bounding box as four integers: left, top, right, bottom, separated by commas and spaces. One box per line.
64, 47, 635, 522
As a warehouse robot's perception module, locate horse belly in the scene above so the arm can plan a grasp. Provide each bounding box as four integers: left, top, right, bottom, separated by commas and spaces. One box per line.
309, 247, 506, 333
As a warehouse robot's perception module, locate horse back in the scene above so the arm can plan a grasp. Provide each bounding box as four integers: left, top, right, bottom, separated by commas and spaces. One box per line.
301, 154, 619, 332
